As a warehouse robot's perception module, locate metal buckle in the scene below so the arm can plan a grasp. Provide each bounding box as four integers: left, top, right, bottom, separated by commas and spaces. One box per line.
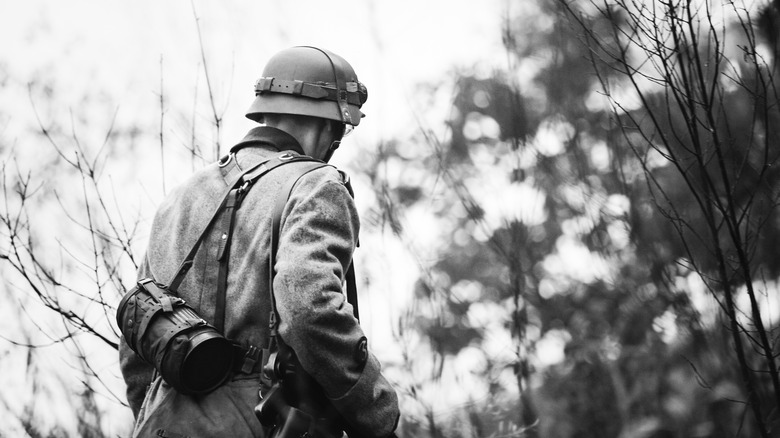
278, 153, 295, 161
218, 153, 233, 168
237, 179, 251, 194
241, 345, 260, 374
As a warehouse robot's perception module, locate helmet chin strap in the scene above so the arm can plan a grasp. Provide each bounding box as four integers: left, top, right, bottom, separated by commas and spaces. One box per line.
323, 140, 340, 163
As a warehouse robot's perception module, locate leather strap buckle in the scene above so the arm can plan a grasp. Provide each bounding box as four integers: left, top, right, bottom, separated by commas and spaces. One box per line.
237, 179, 251, 195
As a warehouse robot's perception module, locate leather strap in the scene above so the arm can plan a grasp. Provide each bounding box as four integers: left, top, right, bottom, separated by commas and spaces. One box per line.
268, 166, 360, 327
301, 46, 354, 125
167, 157, 269, 292
254, 77, 365, 107
263, 163, 361, 378
268, 162, 329, 336
345, 262, 359, 322
214, 188, 240, 332
262, 161, 326, 387
133, 279, 187, 350
213, 152, 321, 333
337, 170, 360, 320
157, 149, 361, 380
166, 152, 316, 299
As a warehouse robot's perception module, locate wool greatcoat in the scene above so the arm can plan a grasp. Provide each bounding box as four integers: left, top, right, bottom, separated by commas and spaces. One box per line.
119, 126, 400, 437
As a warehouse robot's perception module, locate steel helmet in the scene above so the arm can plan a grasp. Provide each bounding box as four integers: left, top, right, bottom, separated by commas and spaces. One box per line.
245, 46, 368, 127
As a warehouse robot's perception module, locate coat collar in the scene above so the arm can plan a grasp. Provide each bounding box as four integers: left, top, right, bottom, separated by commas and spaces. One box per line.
230, 126, 306, 155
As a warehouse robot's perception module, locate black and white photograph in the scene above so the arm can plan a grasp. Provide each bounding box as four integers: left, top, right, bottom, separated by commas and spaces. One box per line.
0, 1, 779, 437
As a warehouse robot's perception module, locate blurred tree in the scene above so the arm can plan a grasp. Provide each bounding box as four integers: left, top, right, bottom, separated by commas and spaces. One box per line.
366, 0, 779, 436
565, 0, 780, 435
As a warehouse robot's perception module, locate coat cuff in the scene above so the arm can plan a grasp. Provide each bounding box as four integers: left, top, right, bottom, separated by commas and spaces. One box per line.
330, 353, 400, 437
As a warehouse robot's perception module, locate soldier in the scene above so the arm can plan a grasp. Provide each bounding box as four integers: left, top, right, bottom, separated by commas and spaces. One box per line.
119, 46, 400, 437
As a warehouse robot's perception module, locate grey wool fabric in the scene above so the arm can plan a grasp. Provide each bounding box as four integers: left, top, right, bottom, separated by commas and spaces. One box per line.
119, 126, 400, 437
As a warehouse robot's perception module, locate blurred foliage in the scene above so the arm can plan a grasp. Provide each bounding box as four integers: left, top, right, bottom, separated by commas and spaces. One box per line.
370, 0, 780, 436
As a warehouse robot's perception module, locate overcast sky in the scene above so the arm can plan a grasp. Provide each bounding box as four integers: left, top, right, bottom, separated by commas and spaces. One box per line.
1, 0, 509, 148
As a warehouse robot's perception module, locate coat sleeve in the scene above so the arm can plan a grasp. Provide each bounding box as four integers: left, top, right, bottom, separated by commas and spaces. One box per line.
274, 175, 400, 437
119, 336, 154, 418
118, 254, 156, 419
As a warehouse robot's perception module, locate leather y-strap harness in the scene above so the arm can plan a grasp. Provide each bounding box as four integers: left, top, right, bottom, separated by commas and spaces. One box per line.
168, 151, 309, 294
166, 150, 360, 377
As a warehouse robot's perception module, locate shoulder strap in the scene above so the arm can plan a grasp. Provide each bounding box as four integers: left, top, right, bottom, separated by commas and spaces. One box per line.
166, 152, 316, 293
336, 170, 360, 320
212, 152, 321, 332
166, 157, 268, 291
260, 163, 361, 388
267, 163, 360, 338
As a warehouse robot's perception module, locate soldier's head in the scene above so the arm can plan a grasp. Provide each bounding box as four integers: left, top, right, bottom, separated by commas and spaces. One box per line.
246, 46, 367, 162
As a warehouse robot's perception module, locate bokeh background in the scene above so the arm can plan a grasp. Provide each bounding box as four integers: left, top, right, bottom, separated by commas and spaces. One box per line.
1, 0, 779, 437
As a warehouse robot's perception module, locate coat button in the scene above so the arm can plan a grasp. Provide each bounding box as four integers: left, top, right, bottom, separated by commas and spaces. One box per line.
355, 337, 368, 365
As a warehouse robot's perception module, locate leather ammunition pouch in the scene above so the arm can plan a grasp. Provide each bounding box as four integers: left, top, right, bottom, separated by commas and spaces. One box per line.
117, 278, 234, 394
